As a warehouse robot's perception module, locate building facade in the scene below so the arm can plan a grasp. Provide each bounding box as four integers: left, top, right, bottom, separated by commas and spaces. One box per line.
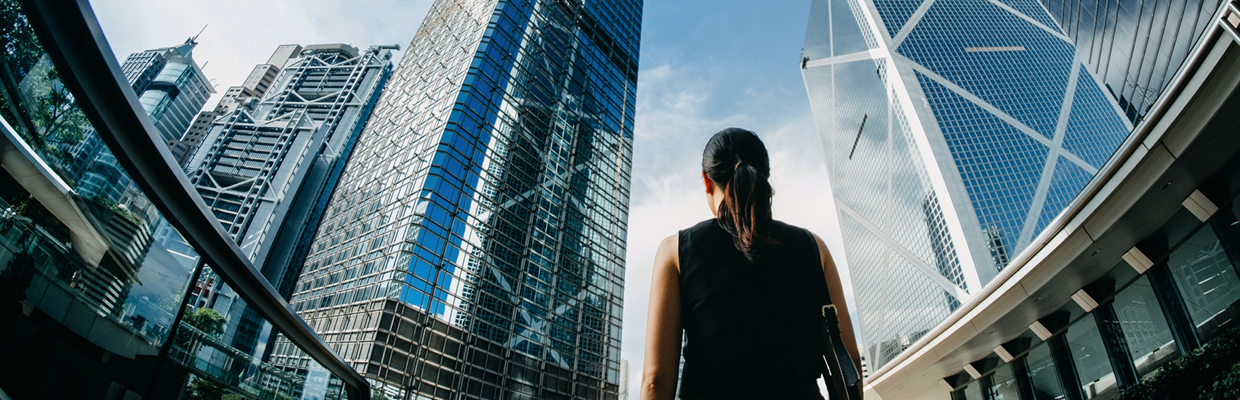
183, 43, 394, 358
801, 0, 1133, 370
120, 38, 214, 146
270, 0, 641, 399
1040, 0, 1229, 124
854, 2, 1240, 397
171, 44, 306, 165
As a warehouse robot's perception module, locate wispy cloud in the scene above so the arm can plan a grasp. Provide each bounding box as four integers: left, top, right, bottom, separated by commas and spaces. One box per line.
622, 58, 854, 396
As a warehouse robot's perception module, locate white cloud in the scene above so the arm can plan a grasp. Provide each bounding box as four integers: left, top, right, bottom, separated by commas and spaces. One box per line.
621, 61, 853, 396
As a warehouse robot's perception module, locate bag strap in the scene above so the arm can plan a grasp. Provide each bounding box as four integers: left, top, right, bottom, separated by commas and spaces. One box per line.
804, 228, 862, 399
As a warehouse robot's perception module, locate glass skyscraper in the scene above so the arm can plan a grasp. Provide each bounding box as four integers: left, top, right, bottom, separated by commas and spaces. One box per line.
270, 0, 641, 399
801, 0, 1132, 370
1039, 0, 1227, 124
120, 38, 214, 146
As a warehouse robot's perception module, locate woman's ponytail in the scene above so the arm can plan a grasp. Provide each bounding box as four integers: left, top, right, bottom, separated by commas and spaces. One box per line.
703, 128, 774, 260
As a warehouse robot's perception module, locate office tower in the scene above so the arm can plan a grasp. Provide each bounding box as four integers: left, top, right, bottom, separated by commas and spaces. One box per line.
171, 109, 219, 164
183, 43, 394, 357
171, 44, 306, 164
801, 0, 1132, 370
120, 37, 214, 147
1039, 0, 1227, 123
270, 0, 641, 398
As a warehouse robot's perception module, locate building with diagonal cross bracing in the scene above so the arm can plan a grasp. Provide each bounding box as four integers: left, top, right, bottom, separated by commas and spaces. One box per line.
801, 0, 1132, 372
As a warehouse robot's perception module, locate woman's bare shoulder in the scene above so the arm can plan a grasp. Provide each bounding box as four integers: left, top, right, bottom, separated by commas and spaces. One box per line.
655, 233, 679, 272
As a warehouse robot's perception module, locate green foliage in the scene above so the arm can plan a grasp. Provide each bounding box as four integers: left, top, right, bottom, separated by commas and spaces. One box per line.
0, 0, 43, 76
185, 378, 227, 400
0, 0, 44, 141
1119, 325, 1240, 400
88, 195, 140, 224
183, 307, 227, 337
23, 63, 90, 149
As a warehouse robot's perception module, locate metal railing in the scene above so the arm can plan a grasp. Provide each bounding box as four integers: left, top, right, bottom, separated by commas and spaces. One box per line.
13, 0, 371, 398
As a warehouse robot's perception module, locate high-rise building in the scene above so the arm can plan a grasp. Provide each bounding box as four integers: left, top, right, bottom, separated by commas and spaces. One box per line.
801, 0, 1133, 370
171, 109, 219, 164
120, 37, 214, 146
270, 0, 641, 398
171, 44, 306, 164
1039, 0, 1227, 124
183, 43, 395, 358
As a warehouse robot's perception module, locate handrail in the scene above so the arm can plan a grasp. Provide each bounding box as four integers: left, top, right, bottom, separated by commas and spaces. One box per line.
15, 1, 370, 398
865, 0, 1238, 387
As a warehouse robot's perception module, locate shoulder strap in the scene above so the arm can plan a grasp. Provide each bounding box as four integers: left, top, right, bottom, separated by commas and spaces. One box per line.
803, 228, 863, 399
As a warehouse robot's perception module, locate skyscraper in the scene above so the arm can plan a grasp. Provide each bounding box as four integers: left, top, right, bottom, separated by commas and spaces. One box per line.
270, 0, 641, 398
183, 43, 394, 359
801, 0, 1132, 370
120, 37, 214, 147
1039, 0, 1227, 124
171, 44, 306, 164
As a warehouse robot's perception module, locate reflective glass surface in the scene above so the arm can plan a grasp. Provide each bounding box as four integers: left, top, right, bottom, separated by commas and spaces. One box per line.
1109, 275, 1178, 380
1166, 220, 1240, 342
0, 6, 202, 396
802, 0, 1131, 371
986, 363, 1021, 400
274, 0, 640, 398
1066, 314, 1116, 399
803, 54, 966, 368
0, 3, 369, 398
1039, 0, 1224, 123
1025, 342, 1066, 400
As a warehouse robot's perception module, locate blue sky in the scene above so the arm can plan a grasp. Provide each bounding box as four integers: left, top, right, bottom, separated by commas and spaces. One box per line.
92, 0, 850, 395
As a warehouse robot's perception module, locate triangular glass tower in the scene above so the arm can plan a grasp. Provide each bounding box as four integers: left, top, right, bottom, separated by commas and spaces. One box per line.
801, 0, 1133, 370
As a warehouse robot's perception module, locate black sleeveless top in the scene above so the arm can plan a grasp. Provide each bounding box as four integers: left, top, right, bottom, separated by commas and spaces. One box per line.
678, 219, 826, 399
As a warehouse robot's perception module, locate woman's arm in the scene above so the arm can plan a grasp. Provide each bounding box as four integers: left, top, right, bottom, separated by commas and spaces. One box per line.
813, 233, 863, 380
640, 234, 683, 400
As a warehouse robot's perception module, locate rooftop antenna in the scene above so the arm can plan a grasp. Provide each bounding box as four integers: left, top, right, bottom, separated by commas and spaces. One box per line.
191, 24, 207, 43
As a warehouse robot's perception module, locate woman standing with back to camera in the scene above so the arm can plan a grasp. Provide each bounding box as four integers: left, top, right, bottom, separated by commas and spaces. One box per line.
640, 128, 862, 400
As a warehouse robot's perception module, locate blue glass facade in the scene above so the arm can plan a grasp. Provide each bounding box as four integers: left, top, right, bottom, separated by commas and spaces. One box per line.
1040, 0, 1226, 123
271, 0, 640, 398
802, 0, 1132, 370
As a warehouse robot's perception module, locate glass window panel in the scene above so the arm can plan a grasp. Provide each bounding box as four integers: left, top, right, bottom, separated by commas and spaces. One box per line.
1110, 275, 1178, 379
0, 10, 204, 397
1067, 314, 1116, 399
1166, 225, 1240, 341
986, 363, 1021, 400
963, 379, 984, 400
1025, 343, 1066, 400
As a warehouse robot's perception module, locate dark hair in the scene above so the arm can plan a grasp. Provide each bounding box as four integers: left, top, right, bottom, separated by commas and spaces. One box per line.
702, 128, 774, 260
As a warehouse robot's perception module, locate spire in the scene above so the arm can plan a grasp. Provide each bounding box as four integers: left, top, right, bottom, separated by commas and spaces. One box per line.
175, 25, 207, 57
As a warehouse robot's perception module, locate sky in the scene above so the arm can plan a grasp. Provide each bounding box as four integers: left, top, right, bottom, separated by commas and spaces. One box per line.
92, 0, 852, 396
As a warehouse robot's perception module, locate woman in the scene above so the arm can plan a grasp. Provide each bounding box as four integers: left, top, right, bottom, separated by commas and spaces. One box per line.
640, 128, 861, 400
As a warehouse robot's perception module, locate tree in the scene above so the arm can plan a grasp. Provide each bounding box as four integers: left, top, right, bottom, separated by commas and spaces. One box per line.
183, 307, 226, 337
185, 377, 226, 400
